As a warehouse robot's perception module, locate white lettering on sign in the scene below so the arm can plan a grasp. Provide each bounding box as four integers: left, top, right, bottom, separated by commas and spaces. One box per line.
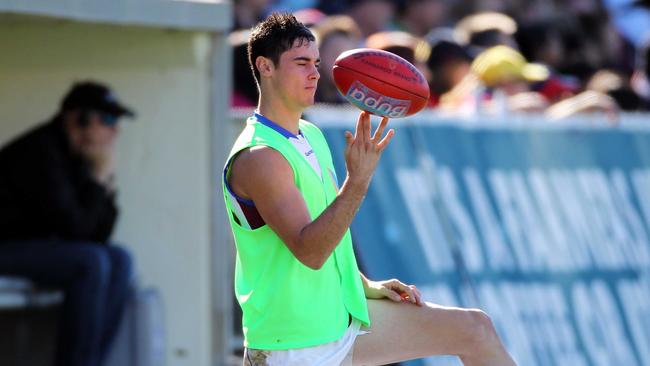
397, 162, 650, 274
631, 169, 650, 250
548, 170, 599, 269
527, 169, 576, 271
610, 170, 650, 268
573, 281, 638, 366
489, 170, 551, 271
396, 164, 453, 272
476, 282, 587, 366
463, 168, 515, 271
618, 278, 650, 366
437, 167, 484, 272
577, 169, 627, 268
464, 166, 650, 273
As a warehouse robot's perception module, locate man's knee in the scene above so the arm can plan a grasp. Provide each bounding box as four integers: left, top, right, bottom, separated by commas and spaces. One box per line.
462, 309, 498, 348
106, 245, 134, 278
75, 246, 112, 283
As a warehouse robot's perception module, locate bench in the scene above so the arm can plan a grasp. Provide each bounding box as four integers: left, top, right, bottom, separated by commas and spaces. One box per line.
0, 276, 62, 366
0, 276, 63, 309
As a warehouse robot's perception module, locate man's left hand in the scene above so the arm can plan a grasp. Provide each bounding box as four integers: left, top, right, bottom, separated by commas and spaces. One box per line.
363, 278, 423, 306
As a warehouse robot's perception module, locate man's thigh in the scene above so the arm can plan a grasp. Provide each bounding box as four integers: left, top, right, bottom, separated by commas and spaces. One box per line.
0, 241, 108, 285
352, 299, 479, 365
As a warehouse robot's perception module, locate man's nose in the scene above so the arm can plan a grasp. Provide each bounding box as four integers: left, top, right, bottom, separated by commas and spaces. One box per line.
310, 66, 320, 80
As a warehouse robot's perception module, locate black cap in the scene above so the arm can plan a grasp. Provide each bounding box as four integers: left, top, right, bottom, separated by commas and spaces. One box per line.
61, 81, 135, 118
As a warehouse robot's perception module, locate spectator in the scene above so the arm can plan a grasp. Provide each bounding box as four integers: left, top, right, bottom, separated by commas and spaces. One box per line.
440, 45, 549, 114
346, 0, 396, 37
545, 90, 619, 123
587, 69, 645, 111
631, 41, 650, 106
506, 91, 550, 113
633, 0, 650, 9
534, 74, 580, 104
312, 15, 363, 104
603, 0, 650, 49
394, 0, 448, 37
365, 30, 432, 82
515, 1, 557, 23
233, 0, 272, 30
294, 7, 327, 27
231, 29, 258, 107
515, 20, 582, 103
425, 28, 473, 106
553, 7, 632, 81
515, 19, 564, 70
0, 81, 135, 366
454, 12, 519, 55
469, 0, 515, 14
471, 45, 549, 96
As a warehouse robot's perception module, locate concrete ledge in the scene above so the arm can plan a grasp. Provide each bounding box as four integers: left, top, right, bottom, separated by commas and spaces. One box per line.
0, 0, 232, 32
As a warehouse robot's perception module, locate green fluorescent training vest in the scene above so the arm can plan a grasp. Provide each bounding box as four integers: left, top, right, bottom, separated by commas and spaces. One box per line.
223, 116, 369, 350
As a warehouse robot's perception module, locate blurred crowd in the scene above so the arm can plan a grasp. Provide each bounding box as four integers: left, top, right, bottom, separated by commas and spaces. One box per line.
231, 0, 650, 121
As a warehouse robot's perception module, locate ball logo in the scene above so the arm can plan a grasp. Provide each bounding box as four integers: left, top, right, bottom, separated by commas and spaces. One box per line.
346, 80, 411, 118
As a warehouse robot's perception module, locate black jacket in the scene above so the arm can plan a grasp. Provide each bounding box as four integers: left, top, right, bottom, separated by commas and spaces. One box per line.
0, 117, 118, 243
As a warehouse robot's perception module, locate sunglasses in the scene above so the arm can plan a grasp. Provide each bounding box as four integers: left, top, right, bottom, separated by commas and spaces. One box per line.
100, 113, 119, 126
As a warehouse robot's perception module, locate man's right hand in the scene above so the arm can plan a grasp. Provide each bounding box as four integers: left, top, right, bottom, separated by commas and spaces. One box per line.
79, 142, 115, 187
343, 111, 395, 192
76, 114, 119, 186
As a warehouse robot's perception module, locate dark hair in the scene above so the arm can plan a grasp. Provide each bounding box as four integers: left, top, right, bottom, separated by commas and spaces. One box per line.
608, 88, 644, 111
247, 12, 316, 87
427, 40, 471, 72
231, 30, 259, 105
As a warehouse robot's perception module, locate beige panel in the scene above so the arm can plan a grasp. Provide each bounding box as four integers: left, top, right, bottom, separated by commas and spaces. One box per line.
0, 20, 215, 366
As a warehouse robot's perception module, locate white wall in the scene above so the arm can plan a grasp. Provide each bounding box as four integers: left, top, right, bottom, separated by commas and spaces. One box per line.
0, 17, 217, 366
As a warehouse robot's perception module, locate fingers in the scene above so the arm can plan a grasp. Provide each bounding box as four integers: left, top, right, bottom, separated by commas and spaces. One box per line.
377, 129, 395, 151
344, 131, 353, 158
383, 287, 403, 302
345, 130, 353, 147
410, 285, 423, 306
371, 116, 389, 143
354, 112, 364, 142
390, 280, 419, 305
354, 113, 395, 151
355, 111, 370, 144
363, 112, 371, 144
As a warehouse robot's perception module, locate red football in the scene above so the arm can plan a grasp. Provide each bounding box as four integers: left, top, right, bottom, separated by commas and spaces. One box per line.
332, 48, 430, 118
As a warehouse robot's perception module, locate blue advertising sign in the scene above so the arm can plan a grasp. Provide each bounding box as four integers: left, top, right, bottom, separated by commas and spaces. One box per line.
315, 110, 650, 366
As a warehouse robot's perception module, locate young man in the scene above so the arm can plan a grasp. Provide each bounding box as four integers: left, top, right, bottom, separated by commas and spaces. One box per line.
223, 13, 517, 366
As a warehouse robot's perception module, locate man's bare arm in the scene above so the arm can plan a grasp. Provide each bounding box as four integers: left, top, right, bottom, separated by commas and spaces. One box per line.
229, 112, 393, 269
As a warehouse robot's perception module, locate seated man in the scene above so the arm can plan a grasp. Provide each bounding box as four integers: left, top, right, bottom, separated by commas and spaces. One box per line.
0, 81, 135, 366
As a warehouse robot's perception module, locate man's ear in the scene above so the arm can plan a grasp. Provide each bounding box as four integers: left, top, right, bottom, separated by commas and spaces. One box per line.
256, 56, 274, 77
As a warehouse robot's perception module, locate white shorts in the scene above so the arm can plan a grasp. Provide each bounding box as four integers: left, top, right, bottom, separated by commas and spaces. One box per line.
243, 318, 369, 366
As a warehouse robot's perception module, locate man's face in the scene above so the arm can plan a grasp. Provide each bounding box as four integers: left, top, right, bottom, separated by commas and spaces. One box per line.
271, 39, 321, 110
83, 112, 119, 147
66, 110, 119, 150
